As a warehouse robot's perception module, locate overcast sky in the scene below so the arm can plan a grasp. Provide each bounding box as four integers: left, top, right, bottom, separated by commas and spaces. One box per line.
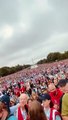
0, 0, 68, 67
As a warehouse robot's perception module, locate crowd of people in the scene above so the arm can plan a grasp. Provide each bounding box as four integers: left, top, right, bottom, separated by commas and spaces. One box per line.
0, 59, 68, 120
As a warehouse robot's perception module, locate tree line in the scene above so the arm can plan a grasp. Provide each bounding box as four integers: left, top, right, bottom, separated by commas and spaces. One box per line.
0, 51, 68, 77
37, 51, 68, 64
0, 65, 30, 77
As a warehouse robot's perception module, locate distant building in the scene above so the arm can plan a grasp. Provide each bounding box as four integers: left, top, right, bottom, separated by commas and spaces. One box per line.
31, 64, 38, 69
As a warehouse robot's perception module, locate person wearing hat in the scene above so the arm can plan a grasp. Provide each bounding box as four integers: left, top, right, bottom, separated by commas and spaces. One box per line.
0, 95, 17, 120
41, 93, 62, 120
1, 94, 10, 112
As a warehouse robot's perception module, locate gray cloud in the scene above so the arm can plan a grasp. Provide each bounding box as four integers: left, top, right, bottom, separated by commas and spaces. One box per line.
0, 0, 68, 67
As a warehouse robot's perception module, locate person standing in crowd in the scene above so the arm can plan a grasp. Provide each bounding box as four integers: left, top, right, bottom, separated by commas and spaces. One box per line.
53, 78, 58, 88
0, 95, 17, 120
27, 98, 33, 108
48, 83, 63, 105
29, 100, 47, 120
61, 82, 68, 120
31, 91, 38, 101
41, 93, 62, 120
58, 79, 67, 113
15, 93, 29, 120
